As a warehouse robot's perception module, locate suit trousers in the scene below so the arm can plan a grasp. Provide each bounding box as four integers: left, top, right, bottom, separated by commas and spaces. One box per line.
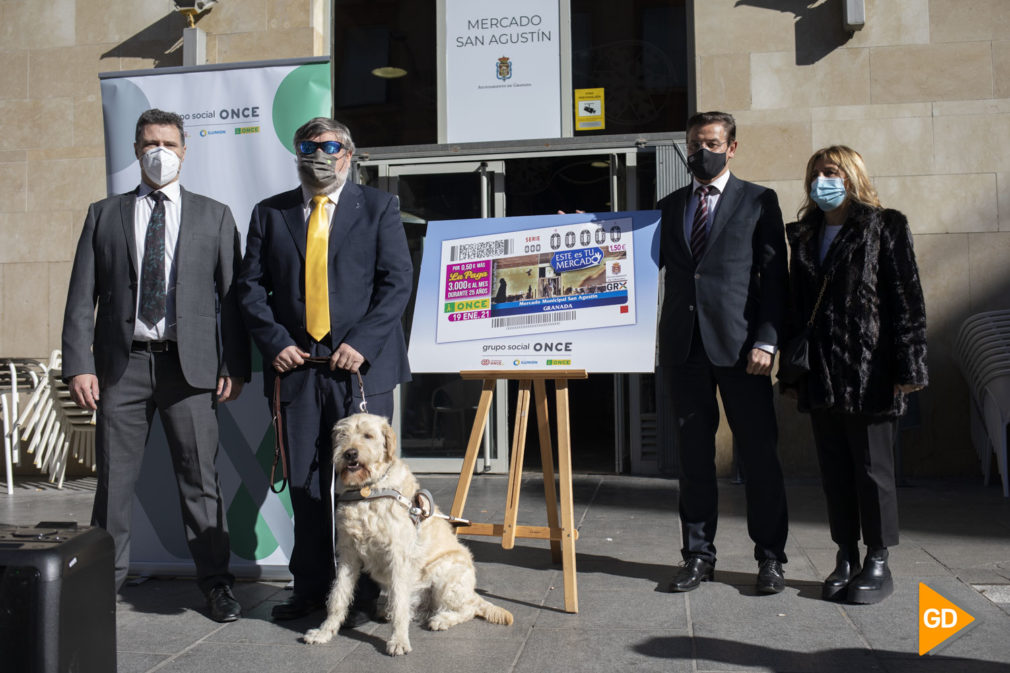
93, 349, 232, 593
278, 341, 389, 602
667, 327, 789, 563
809, 409, 899, 549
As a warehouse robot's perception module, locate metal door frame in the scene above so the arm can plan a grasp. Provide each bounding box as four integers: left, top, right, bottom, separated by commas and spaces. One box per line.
377, 160, 509, 474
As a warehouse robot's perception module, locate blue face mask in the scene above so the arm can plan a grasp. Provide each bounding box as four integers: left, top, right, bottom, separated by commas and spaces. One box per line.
810, 177, 847, 211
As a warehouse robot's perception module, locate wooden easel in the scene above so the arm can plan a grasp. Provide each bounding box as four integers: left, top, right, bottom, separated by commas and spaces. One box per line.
449, 369, 587, 613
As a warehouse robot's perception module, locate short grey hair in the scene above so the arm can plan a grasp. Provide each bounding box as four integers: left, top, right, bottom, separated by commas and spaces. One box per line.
293, 117, 355, 154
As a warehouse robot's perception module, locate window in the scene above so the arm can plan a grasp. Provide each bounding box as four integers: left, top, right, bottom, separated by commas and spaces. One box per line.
571, 0, 687, 136
332, 0, 438, 147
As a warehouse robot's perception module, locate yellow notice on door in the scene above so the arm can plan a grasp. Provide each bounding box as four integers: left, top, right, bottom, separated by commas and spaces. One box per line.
919, 583, 976, 655
574, 88, 605, 131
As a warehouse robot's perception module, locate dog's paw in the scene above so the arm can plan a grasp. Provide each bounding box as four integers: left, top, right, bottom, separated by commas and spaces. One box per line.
302, 628, 334, 645
386, 636, 412, 656
427, 614, 451, 631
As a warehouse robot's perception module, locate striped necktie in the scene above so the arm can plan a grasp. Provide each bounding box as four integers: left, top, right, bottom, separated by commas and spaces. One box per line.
690, 185, 718, 264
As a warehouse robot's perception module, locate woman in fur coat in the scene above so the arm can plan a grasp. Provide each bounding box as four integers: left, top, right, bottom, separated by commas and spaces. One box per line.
782, 145, 928, 605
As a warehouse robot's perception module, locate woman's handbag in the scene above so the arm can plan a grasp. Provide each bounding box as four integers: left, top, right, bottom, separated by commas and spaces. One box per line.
777, 274, 831, 385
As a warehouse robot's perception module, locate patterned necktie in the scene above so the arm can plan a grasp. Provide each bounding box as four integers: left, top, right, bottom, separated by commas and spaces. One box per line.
139, 191, 166, 326
306, 194, 331, 341
690, 185, 718, 264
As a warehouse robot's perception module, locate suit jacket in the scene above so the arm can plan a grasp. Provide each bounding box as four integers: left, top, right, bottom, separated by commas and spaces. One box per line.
62, 186, 251, 389
658, 173, 788, 368
237, 183, 412, 400
784, 202, 928, 417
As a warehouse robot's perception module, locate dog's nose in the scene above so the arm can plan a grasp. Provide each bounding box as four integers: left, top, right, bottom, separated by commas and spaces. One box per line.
343, 449, 358, 462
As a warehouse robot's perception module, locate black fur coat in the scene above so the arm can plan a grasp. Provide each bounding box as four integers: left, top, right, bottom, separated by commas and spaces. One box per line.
784, 201, 928, 417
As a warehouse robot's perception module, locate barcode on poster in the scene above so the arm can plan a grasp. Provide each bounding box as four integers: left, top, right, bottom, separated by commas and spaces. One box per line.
449, 239, 512, 261
490, 311, 576, 329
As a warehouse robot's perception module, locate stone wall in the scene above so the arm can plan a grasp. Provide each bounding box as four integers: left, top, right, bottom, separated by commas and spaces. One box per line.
695, 0, 1010, 477
2, 0, 1006, 477
0, 0, 326, 356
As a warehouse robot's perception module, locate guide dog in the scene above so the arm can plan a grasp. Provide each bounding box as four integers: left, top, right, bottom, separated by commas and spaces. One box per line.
302, 412, 513, 656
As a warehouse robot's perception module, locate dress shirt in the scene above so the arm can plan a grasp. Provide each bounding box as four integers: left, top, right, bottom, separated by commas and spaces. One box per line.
683, 170, 732, 244
300, 182, 346, 229
133, 181, 181, 342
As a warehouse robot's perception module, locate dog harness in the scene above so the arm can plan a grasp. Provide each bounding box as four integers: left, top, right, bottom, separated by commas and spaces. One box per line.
336, 487, 471, 529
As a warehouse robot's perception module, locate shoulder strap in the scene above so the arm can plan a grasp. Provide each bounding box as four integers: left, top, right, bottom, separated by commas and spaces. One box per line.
807, 274, 832, 327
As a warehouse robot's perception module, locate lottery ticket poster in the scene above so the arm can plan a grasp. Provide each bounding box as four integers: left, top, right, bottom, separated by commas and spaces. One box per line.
408, 211, 661, 373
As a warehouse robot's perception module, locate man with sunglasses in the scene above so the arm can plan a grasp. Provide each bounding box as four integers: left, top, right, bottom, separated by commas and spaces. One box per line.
238, 118, 412, 623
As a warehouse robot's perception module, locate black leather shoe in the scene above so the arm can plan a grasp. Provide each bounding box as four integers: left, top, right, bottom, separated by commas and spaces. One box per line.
668, 556, 714, 592
822, 546, 861, 601
756, 559, 785, 594
340, 598, 379, 630
847, 547, 893, 604
271, 593, 326, 621
207, 584, 241, 623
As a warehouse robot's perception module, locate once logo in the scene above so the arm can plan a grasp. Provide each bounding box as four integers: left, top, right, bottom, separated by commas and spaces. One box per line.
444, 298, 490, 313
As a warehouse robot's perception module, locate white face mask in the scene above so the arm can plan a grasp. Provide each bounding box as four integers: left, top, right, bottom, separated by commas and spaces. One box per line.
140, 146, 181, 186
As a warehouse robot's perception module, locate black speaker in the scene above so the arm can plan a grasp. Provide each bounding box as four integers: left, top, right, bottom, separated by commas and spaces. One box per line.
0, 522, 116, 673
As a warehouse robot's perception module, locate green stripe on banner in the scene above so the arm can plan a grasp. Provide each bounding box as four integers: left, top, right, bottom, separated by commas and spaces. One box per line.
227, 485, 280, 560
221, 399, 293, 561
273, 63, 332, 154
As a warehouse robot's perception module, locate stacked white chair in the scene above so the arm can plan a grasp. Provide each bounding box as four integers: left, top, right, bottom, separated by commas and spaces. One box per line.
955, 309, 1010, 497
2, 360, 44, 494
7, 350, 96, 490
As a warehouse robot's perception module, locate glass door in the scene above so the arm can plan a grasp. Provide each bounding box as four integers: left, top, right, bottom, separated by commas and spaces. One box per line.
369, 160, 509, 473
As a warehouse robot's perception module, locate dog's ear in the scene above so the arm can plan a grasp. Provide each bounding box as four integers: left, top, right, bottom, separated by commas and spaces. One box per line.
331, 419, 347, 449
382, 420, 398, 461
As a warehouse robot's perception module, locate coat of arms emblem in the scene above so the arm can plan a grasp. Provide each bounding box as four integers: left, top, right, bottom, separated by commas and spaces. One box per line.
496, 56, 512, 81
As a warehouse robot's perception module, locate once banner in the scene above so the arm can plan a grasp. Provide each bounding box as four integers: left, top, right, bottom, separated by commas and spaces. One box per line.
99, 58, 331, 579
409, 211, 661, 373
101, 57, 331, 239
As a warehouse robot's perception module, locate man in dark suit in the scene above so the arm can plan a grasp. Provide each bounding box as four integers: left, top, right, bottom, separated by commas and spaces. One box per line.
237, 117, 412, 622
658, 111, 789, 594
62, 108, 249, 622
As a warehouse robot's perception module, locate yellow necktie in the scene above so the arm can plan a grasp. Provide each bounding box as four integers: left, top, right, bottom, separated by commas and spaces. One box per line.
306, 195, 330, 341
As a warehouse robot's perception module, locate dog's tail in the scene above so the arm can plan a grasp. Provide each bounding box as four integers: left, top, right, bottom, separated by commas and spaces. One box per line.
476, 597, 514, 626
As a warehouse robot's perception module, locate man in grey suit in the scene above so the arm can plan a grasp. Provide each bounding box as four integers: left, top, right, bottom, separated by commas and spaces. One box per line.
62, 108, 250, 622
658, 111, 789, 595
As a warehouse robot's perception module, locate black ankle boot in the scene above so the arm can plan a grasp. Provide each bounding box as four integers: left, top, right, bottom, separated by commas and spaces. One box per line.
822, 545, 861, 601
847, 547, 893, 604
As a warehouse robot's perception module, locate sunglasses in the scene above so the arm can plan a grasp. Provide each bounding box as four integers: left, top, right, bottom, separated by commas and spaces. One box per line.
297, 140, 343, 155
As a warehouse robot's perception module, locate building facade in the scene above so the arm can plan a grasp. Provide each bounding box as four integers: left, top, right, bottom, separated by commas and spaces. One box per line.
1, 0, 1007, 478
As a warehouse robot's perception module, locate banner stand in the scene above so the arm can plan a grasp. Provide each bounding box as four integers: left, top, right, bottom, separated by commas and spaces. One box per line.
449, 369, 586, 613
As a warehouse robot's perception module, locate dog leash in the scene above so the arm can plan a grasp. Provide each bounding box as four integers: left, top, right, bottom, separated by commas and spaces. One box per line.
336, 487, 472, 529
269, 356, 369, 494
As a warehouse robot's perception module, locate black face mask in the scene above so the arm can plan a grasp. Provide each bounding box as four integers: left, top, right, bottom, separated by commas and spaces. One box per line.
687, 148, 728, 181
